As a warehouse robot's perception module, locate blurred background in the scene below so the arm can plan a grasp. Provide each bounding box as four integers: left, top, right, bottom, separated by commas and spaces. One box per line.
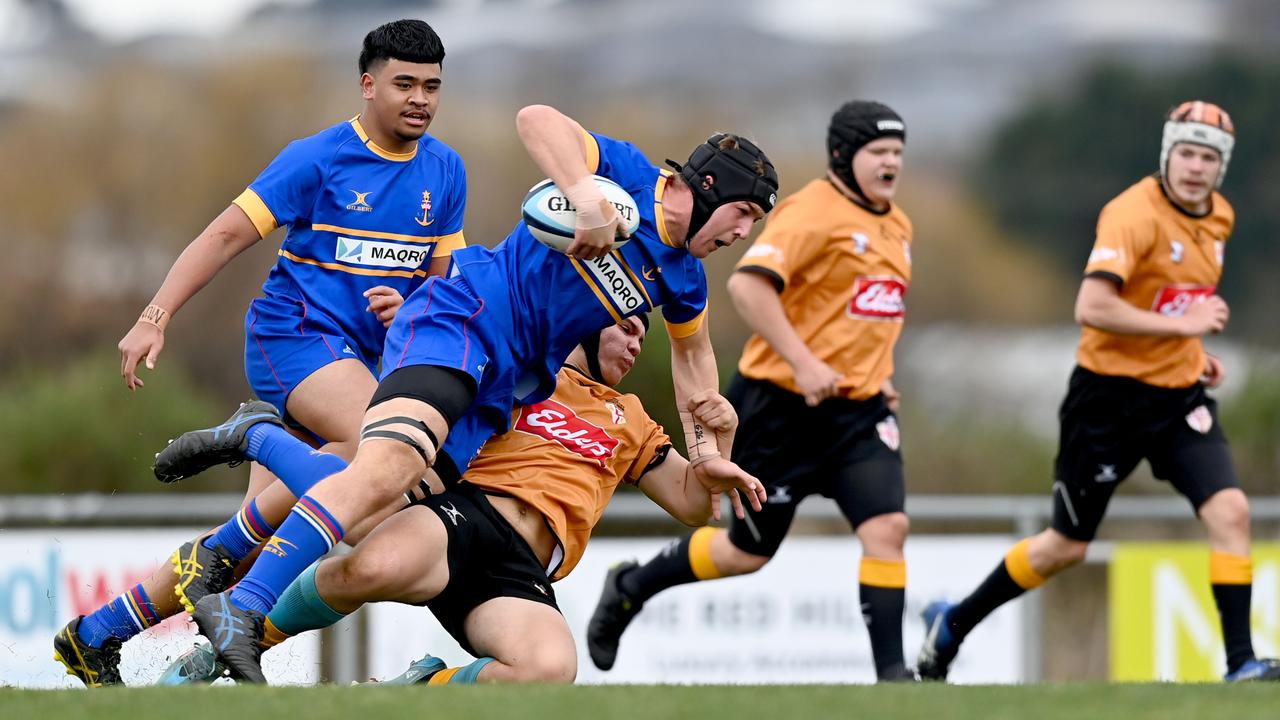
3, 0, 1280, 687
1, 0, 1276, 498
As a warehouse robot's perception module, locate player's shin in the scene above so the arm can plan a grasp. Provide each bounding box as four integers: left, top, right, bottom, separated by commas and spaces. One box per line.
1210, 550, 1256, 674
859, 557, 908, 680
246, 424, 349, 497
265, 563, 349, 637
621, 527, 723, 603
947, 538, 1048, 641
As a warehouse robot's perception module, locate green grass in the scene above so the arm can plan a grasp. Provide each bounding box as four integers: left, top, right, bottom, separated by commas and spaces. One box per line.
4, 684, 1280, 720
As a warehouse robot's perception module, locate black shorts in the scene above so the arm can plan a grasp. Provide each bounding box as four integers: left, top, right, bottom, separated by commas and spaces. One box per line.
725, 374, 905, 557
411, 484, 559, 657
1051, 366, 1239, 541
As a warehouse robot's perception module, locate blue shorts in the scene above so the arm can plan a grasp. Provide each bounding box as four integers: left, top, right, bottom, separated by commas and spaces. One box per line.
243, 294, 379, 422
381, 275, 519, 475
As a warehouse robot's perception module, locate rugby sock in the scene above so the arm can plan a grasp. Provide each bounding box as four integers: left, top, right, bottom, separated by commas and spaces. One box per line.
230, 496, 344, 615
245, 424, 348, 498
948, 538, 1045, 641
859, 557, 907, 680
1210, 551, 1255, 673
203, 498, 275, 561
261, 618, 292, 650
265, 563, 347, 636
619, 527, 723, 603
427, 657, 496, 685
77, 584, 160, 648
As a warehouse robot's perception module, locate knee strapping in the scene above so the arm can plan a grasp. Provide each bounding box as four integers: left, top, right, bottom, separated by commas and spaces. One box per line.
360, 416, 439, 465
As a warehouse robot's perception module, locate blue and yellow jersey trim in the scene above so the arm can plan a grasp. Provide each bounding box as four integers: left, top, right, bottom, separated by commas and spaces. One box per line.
654, 170, 680, 249
581, 128, 600, 174
665, 307, 707, 339
569, 251, 654, 324
234, 188, 279, 238
349, 115, 417, 162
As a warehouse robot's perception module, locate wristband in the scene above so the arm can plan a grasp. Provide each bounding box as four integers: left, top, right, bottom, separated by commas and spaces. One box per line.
679, 410, 722, 467
138, 304, 170, 331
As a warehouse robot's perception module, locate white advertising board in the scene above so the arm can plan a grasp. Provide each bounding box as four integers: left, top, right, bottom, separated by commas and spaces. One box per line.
368, 535, 1024, 684
0, 528, 319, 688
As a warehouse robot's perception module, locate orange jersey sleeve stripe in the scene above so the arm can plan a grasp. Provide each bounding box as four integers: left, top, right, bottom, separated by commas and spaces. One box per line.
233, 188, 279, 238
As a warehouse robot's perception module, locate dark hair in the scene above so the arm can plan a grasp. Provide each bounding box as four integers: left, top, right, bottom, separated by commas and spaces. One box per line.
358, 19, 445, 75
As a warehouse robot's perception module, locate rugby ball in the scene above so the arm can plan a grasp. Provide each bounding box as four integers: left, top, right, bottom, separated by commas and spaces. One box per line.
522, 175, 640, 252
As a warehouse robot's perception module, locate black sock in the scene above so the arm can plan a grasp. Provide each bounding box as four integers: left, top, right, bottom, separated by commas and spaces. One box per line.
947, 562, 1026, 641
860, 583, 906, 678
618, 535, 700, 604
1213, 583, 1255, 673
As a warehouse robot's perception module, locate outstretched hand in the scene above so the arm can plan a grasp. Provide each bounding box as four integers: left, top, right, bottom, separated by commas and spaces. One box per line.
118, 323, 165, 391
693, 456, 766, 521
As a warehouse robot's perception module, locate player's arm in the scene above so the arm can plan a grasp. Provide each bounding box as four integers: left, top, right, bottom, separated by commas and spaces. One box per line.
637, 448, 765, 525
514, 104, 624, 259
669, 317, 735, 457
727, 270, 842, 406
118, 205, 263, 390
1074, 276, 1228, 337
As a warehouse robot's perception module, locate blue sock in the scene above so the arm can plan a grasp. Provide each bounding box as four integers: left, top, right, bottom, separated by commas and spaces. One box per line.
430, 657, 496, 684
77, 583, 160, 647
245, 424, 347, 497
203, 498, 274, 561
230, 496, 344, 615
266, 563, 347, 635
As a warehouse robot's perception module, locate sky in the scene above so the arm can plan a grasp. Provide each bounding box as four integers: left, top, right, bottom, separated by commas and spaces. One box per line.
60, 0, 312, 41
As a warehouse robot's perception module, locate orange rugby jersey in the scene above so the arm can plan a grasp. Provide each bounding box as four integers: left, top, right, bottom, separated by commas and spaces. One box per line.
1078, 176, 1233, 388
735, 178, 913, 400
462, 366, 670, 581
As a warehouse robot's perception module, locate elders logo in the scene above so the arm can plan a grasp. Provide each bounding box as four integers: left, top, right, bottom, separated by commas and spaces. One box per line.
515, 399, 619, 466
1152, 284, 1214, 317
848, 276, 907, 320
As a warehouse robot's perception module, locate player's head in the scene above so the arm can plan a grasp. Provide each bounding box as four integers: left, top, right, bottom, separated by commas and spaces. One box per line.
358, 20, 447, 144
1160, 101, 1234, 205
578, 314, 649, 387
668, 134, 778, 258
828, 100, 906, 209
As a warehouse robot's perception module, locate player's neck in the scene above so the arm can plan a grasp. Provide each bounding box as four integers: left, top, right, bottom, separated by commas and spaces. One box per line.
826, 170, 890, 214
356, 112, 417, 155
660, 179, 693, 246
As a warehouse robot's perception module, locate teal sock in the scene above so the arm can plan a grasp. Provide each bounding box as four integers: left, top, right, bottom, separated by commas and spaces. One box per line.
266, 563, 347, 635
432, 657, 495, 684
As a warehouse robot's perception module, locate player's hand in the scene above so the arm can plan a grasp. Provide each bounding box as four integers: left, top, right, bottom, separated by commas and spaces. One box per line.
118, 322, 165, 391
365, 286, 404, 328
793, 357, 843, 407
1181, 295, 1229, 336
1200, 352, 1226, 388
687, 389, 737, 434
563, 178, 628, 260
693, 457, 766, 521
881, 378, 901, 413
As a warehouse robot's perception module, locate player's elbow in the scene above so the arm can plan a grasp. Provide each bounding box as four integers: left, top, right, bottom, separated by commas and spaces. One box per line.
671, 499, 714, 528
515, 105, 560, 136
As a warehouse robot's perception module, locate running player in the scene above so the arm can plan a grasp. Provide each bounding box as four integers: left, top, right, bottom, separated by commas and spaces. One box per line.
155, 104, 778, 682
53, 19, 466, 687
159, 316, 754, 685
585, 100, 917, 682
917, 101, 1280, 683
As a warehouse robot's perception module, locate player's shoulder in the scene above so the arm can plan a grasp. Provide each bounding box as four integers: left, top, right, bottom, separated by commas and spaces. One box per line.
763, 179, 846, 233
416, 133, 466, 172
1098, 176, 1161, 229
1209, 190, 1235, 226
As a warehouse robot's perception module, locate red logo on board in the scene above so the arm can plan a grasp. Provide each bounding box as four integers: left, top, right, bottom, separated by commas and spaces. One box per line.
515, 399, 619, 466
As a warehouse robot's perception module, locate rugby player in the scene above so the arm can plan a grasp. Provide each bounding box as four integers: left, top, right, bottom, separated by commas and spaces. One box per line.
154, 104, 778, 682
54, 19, 466, 687
160, 315, 753, 685
917, 101, 1280, 683
586, 101, 918, 682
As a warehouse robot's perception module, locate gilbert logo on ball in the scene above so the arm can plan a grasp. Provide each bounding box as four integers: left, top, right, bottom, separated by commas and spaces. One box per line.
522, 175, 641, 252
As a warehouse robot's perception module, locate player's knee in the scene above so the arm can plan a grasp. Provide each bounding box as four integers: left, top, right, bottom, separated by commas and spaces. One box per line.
334, 548, 409, 598
1201, 489, 1250, 535
858, 512, 909, 550
513, 646, 577, 684
1052, 538, 1089, 569
349, 443, 423, 498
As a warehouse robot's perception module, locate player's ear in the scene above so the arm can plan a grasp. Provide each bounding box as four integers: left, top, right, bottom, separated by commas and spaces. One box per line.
360, 72, 376, 100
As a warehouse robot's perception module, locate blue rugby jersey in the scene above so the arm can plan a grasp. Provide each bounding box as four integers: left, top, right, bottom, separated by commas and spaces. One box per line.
449, 130, 707, 407
233, 116, 466, 362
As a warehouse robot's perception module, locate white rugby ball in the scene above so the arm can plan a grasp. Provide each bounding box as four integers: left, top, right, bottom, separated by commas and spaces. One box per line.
522, 175, 640, 252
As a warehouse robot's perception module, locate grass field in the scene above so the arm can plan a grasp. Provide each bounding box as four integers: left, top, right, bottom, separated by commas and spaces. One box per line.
4, 683, 1280, 720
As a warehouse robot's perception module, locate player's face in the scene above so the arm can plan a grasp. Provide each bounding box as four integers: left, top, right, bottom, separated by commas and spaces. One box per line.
687, 201, 766, 258
852, 137, 904, 208
596, 317, 647, 386
361, 59, 443, 144
1165, 142, 1221, 211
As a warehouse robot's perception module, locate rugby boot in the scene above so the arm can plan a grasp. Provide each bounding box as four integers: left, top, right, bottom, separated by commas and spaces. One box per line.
586, 560, 644, 671
1225, 657, 1280, 682
155, 641, 226, 685
377, 653, 448, 685
917, 600, 960, 681
172, 538, 237, 614
153, 400, 283, 483
878, 665, 921, 683
193, 592, 267, 684
53, 617, 123, 687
